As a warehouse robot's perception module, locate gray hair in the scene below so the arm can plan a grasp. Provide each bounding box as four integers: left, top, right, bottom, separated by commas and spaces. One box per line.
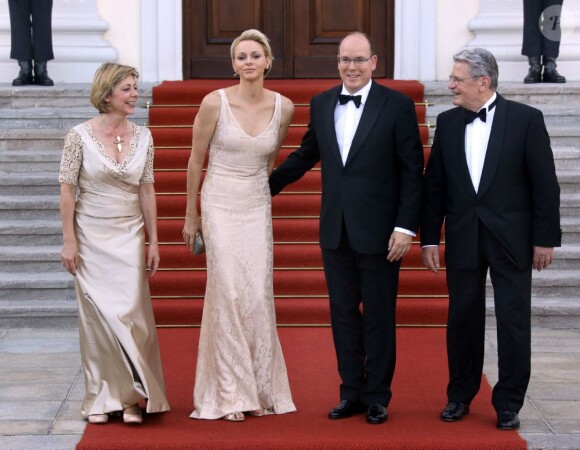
453, 48, 498, 90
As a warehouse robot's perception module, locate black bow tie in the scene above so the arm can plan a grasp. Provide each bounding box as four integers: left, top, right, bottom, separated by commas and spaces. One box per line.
338, 94, 362, 108
464, 99, 497, 124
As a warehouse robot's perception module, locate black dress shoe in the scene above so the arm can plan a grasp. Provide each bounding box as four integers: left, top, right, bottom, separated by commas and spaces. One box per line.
328, 400, 364, 419
440, 401, 470, 422
366, 403, 388, 424
497, 410, 520, 430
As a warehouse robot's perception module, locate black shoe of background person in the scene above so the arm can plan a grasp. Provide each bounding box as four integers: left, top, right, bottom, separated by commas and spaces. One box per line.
523, 56, 541, 83
33, 61, 54, 86
497, 410, 520, 430
366, 403, 388, 425
328, 400, 365, 419
542, 57, 566, 83
440, 401, 470, 422
12, 61, 33, 86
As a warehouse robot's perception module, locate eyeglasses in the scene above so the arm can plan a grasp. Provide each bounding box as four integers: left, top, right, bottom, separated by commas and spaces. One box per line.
338, 57, 373, 66
448, 75, 481, 85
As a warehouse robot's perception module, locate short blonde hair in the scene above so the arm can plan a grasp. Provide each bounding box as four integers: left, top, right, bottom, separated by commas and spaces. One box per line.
90, 63, 139, 114
230, 29, 274, 78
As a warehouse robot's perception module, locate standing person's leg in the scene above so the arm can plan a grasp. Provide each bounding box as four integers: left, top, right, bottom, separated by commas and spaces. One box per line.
30, 0, 54, 85
322, 233, 365, 406
541, 0, 566, 82
8, 0, 34, 85
522, 0, 543, 82
358, 253, 399, 424
480, 227, 532, 430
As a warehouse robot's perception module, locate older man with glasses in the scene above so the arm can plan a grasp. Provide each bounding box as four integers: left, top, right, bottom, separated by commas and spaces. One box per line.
421, 47, 561, 430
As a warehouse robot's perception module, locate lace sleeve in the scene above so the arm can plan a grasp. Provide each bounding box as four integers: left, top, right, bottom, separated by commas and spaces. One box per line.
140, 134, 155, 184
58, 129, 83, 185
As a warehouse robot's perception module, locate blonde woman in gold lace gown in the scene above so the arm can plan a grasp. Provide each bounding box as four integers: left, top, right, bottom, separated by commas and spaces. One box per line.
59, 63, 170, 425
182, 29, 296, 422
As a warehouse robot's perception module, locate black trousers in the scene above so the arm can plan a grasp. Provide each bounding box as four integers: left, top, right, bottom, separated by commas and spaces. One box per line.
8, 0, 54, 61
445, 221, 532, 413
321, 220, 400, 407
522, 0, 564, 57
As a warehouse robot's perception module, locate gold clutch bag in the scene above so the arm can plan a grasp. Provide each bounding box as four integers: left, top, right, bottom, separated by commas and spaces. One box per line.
193, 231, 206, 255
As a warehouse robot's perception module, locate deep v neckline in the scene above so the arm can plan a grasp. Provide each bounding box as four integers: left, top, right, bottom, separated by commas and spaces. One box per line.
84, 122, 139, 168
222, 90, 277, 138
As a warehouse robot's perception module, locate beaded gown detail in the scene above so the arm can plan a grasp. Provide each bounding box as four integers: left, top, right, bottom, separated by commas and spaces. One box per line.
190, 90, 296, 419
59, 123, 170, 417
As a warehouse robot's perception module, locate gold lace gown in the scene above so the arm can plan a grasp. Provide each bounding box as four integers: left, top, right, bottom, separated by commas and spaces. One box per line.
59, 123, 170, 418
190, 90, 296, 419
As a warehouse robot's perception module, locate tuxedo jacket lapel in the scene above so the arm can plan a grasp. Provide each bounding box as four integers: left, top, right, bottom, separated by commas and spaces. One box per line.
452, 111, 474, 194
478, 94, 507, 198
322, 86, 343, 166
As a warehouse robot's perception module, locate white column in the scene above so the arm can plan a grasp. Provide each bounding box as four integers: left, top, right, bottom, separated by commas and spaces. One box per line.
0, 0, 116, 83
141, 0, 182, 82
394, 0, 437, 81
467, 0, 580, 81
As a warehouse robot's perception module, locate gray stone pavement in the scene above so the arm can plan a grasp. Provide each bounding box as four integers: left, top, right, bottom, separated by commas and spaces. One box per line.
0, 319, 579, 450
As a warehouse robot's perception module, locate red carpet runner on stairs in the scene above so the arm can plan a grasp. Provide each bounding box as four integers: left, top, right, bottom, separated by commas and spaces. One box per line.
76, 79, 524, 449
147, 79, 448, 327
76, 327, 525, 449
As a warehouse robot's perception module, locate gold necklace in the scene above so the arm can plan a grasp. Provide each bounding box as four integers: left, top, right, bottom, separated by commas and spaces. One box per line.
100, 114, 127, 153
113, 135, 124, 153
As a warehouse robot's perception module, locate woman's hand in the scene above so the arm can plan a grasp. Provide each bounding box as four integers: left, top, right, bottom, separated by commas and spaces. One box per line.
183, 215, 201, 253
61, 240, 79, 276
146, 242, 160, 277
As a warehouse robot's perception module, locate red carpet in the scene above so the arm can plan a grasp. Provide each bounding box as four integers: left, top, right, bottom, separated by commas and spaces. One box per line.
147, 79, 448, 326
76, 327, 525, 450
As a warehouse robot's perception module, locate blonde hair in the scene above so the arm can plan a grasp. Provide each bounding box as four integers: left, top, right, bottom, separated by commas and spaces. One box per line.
230, 29, 274, 78
90, 63, 139, 113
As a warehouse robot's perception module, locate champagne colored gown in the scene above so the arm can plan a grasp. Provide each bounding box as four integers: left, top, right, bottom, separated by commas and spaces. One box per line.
59, 123, 170, 418
190, 89, 296, 419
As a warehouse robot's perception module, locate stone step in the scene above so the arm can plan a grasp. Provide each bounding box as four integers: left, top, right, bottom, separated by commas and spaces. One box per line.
0, 272, 74, 301
0, 107, 149, 130
423, 81, 580, 107
0, 83, 153, 109
485, 270, 580, 299
0, 129, 65, 151
554, 148, 580, 171
0, 299, 78, 328
562, 217, 580, 245
557, 169, 580, 194
560, 193, 580, 218
553, 245, 580, 270
0, 195, 60, 220
0, 149, 62, 173
0, 246, 63, 273
486, 297, 580, 318
0, 220, 62, 246
0, 172, 60, 195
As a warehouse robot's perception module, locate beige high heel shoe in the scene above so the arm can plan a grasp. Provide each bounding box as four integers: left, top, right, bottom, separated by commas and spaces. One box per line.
222, 412, 245, 422
123, 404, 143, 424
87, 414, 108, 424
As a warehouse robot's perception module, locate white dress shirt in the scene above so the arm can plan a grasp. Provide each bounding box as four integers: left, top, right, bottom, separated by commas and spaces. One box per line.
465, 93, 497, 192
334, 81, 372, 165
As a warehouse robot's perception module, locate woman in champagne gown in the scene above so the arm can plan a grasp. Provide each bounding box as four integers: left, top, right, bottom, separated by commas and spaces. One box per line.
183, 29, 296, 421
59, 63, 170, 425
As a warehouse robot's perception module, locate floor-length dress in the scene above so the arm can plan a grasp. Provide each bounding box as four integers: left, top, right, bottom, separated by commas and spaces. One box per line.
190, 89, 296, 419
59, 123, 170, 418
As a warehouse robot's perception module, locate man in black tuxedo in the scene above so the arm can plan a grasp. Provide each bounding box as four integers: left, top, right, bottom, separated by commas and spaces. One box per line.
269, 32, 423, 425
421, 48, 561, 430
